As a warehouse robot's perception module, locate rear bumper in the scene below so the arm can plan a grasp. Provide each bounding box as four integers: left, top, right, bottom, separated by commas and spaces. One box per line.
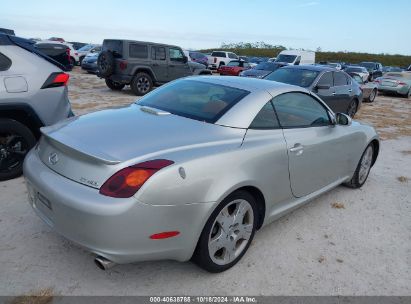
378, 85, 409, 95
23, 149, 217, 264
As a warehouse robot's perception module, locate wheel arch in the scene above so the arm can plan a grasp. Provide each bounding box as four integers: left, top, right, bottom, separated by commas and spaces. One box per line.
131, 66, 157, 82
370, 138, 379, 167
0, 104, 43, 139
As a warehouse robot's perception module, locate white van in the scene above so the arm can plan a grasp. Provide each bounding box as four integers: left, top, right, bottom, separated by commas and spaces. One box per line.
275, 50, 315, 65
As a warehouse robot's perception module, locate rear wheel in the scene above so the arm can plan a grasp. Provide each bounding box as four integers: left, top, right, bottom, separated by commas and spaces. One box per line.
70, 57, 75, 66
192, 190, 257, 273
368, 89, 377, 102
347, 100, 358, 118
131, 72, 153, 96
97, 51, 115, 77
344, 144, 374, 188
105, 79, 125, 91
0, 119, 36, 181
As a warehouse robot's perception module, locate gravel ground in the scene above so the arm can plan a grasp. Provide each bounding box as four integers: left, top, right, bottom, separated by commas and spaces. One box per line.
0, 68, 410, 296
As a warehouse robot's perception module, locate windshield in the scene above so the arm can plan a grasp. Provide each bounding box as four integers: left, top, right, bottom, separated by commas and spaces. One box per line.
138, 80, 249, 123
255, 62, 280, 71
275, 55, 297, 63
360, 62, 375, 70
78, 44, 93, 51
265, 68, 319, 87
346, 67, 365, 73
227, 61, 240, 67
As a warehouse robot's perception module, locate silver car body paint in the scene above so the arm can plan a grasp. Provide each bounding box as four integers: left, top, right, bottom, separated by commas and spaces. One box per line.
24, 76, 379, 264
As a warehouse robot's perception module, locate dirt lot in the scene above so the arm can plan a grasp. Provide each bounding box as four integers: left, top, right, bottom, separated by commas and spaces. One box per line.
0, 67, 410, 296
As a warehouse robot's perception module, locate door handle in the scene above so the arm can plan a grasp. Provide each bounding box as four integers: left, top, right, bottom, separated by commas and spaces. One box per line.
348, 89, 353, 92
332, 92, 336, 96
289, 144, 304, 155
152, 63, 159, 67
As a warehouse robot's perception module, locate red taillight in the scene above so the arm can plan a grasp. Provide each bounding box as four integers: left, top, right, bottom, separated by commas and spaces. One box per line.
119, 60, 128, 70
41, 72, 70, 89
99, 159, 174, 198
150, 231, 180, 239
398, 82, 406, 85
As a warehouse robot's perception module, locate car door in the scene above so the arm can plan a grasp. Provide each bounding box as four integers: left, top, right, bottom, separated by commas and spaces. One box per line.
313, 71, 339, 111
333, 71, 352, 113
167, 47, 191, 81
272, 92, 352, 197
150, 46, 168, 83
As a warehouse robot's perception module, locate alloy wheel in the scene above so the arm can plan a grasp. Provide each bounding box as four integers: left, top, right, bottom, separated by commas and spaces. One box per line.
0, 133, 28, 174
358, 145, 373, 184
208, 199, 254, 265
137, 77, 150, 93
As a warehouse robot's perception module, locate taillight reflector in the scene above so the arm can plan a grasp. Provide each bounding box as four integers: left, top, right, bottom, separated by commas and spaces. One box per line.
99, 159, 174, 198
41, 72, 70, 89
150, 231, 180, 239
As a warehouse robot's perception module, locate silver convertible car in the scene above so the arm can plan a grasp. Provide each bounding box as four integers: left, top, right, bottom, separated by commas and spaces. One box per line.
23, 76, 379, 272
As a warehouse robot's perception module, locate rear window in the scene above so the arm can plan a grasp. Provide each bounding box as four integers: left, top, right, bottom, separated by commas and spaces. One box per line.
0, 52, 11, 71
255, 62, 280, 71
129, 43, 148, 58
227, 61, 240, 67
138, 79, 249, 123
212, 51, 226, 58
103, 40, 123, 54
265, 68, 319, 87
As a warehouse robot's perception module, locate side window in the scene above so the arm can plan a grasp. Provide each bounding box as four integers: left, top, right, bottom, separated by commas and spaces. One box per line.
0, 52, 12, 71
94, 46, 102, 52
249, 101, 280, 129
228, 53, 237, 59
273, 92, 330, 128
151, 47, 166, 60
129, 43, 148, 58
317, 72, 333, 87
334, 72, 348, 86
169, 48, 184, 62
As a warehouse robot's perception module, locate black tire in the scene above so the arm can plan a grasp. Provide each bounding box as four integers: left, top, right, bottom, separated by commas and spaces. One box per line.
192, 190, 257, 273
344, 143, 374, 189
130, 72, 153, 96
0, 119, 36, 181
79, 56, 85, 65
368, 89, 377, 102
105, 79, 125, 91
70, 57, 76, 66
97, 51, 115, 77
347, 99, 358, 118
219, 62, 225, 68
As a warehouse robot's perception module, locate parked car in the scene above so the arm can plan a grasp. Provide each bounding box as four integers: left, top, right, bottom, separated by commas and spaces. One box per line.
264, 65, 363, 117
36, 41, 79, 66
359, 62, 383, 81
77, 44, 102, 64
184, 51, 208, 67
344, 66, 369, 82
326, 62, 342, 70
69, 41, 88, 50
97, 39, 207, 95
49, 37, 65, 42
374, 72, 411, 98
0, 28, 15, 35
239, 62, 285, 78
382, 66, 403, 73
349, 73, 378, 102
217, 60, 251, 76
81, 51, 100, 74
0, 33, 73, 180
23, 76, 379, 272
34, 42, 72, 71
275, 50, 315, 65
208, 51, 238, 69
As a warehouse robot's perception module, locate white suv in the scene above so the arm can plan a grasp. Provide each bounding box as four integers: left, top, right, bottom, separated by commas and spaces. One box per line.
208, 51, 238, 69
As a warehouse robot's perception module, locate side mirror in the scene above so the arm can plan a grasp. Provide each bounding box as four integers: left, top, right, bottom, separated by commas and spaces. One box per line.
316, 84, 331, 90
90, 49, 95, 53
335, 113, 352, 126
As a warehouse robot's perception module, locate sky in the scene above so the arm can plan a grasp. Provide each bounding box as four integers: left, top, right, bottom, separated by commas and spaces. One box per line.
1, 0, 411, 55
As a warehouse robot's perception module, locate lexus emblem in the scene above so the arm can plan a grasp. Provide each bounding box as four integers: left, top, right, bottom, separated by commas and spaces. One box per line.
48, 152, 59, 165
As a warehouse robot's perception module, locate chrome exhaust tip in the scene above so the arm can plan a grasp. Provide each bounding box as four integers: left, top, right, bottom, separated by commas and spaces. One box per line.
94, 256, 116, 270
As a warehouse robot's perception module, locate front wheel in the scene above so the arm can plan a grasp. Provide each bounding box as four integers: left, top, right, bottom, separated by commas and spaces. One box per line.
192, 190, 257, 273
344, 144, 374, 188
0, 119, 36, 181
347, 100, 358, 118
131, 72, 153, 96
368, 89, 377, 102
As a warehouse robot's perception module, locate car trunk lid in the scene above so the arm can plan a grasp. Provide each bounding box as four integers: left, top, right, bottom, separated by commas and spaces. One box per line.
37, 104, 246, 189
